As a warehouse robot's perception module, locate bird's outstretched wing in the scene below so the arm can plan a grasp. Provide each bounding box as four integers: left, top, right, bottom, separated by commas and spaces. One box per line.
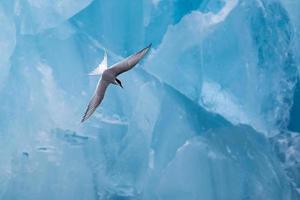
89, 50, 108, 76
108, 44, 151, 76
81, 79, 109, 122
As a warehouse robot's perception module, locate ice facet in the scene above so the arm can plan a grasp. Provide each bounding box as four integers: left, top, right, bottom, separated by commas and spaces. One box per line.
13, 0, 93, 34
0, 4, 16, 90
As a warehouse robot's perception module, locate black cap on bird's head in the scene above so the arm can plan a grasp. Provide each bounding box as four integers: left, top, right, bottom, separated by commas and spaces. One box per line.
115, 78, 123, 88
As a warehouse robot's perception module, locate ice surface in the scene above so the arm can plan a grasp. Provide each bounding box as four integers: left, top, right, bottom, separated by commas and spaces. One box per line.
280, 0, 300, 69
288, 80, 300, 132
144, 0, 298, 136
12, 0, 93, 34
157, 128, 289, 200
0, 0, 299, 199
272, 131, 300, 198
0, 4, 16, 90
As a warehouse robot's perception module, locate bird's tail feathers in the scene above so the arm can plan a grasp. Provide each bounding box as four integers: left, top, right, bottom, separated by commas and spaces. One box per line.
89, 50, 108, 76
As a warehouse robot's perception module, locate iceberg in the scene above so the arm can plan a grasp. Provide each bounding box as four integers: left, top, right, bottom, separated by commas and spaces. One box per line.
0, 0, 299, 199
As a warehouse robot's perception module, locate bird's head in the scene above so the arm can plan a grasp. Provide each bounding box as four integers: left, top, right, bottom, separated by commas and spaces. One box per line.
115, 78, 123, 88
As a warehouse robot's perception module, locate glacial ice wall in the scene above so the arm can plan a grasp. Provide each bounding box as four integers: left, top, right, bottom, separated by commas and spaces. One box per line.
0, 0, 299, 199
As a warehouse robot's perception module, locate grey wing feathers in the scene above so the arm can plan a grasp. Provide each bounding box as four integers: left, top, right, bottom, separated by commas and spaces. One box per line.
108, 44, 151, 76
81, 79, 109, 122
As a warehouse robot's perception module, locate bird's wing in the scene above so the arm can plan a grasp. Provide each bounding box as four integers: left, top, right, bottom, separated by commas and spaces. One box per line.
108, 44, 151, 76
89, 50, 108, 76
81, 79, 109, 122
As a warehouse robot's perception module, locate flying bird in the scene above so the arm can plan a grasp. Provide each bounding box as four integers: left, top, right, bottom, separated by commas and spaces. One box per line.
81, 44, 152, 123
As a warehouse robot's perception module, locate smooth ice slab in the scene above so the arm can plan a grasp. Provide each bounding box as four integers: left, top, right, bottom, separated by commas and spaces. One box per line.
156, 126, 291, 200
0, 4, 16, 90
13, 0, 93, 34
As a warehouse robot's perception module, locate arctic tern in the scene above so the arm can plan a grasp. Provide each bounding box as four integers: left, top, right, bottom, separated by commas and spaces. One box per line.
81, 44, 151, 123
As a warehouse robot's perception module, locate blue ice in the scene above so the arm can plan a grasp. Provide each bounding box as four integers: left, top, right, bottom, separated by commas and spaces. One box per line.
0, 0, 299, 199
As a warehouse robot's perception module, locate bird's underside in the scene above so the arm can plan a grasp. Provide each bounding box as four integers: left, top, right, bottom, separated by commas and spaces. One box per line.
81, 44, 151, 123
